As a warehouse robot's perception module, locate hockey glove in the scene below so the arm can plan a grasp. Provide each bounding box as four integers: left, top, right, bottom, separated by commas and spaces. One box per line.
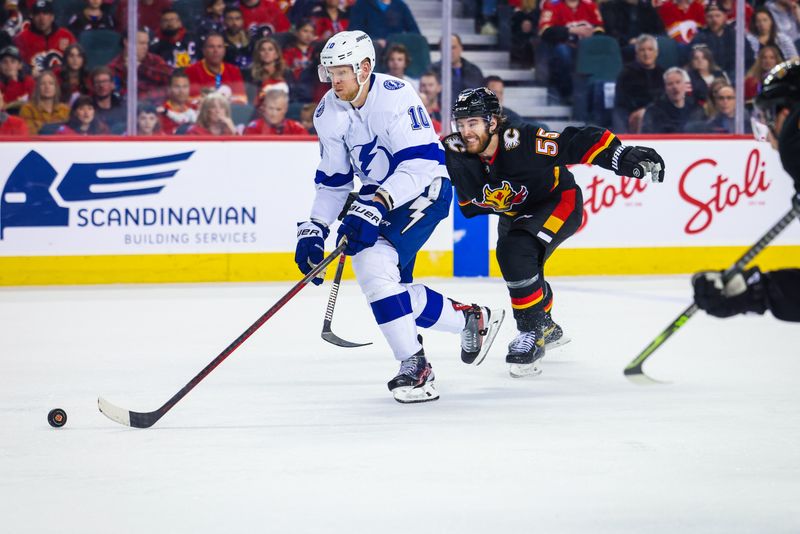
295, 220, 329, 286
692, 267, 767, 318
336, 198, 388, 256
612, 146, 666, 183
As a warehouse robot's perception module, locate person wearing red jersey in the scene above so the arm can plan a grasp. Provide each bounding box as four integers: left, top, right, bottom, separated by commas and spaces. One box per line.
244, 88, 307, 135
283, 19, 316, 79
310, 0, 349, 42
240, 0, 290, 36
0, 86, 29, 135
184, 33, 247, 105
657, 0, 706, 44
158, 70, 197, 134
108, 30, 173, 104
0, 45, 34, 112
538, 0, 604, 102
13, 0, 76, 73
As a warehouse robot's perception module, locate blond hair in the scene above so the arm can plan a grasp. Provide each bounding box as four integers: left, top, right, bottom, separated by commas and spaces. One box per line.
196, 92, 232, 129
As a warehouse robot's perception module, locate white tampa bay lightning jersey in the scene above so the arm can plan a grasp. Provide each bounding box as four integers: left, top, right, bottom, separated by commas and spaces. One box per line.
310, 72, 449, 226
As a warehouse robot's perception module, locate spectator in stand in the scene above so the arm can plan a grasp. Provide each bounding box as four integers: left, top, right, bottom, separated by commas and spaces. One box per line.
136, 104, 163, 135
186, 90, 237, 135
687, 79, 750, 133
109, 30, 172, 105
311, 0, 349, 42
292, 40, 328, 103
250, 36, 291, 98
19, 69, 68, 132
691, 2, 754, 81
158, 69, 197, 134
510, 0, 539, 68
718, 0, 753, 26
686, 43, 728, 106
657, 0, 705, 46
67, 0, 115, 37
614, 34, 664, 132
745, 45, 781, 102
150, 8, 200, 69
55, 95, 107, 135
222, 6, 254, 73
283, 19, 316, 80
185, 33, 247, 105
766, 0, 800, 43
431, 34, 484, 102
537, 0, 604, 104
601, 0, 665, 62
348, 0, 420, 48
115, 0, 172, 35
244, 88, 307, 135
0, 44, 34, 112
384, 43, 417, 90
484, 75, 523, 124
239, 0, 290, 37
0, 86, 28, 134
14, 0, 76, 74
197, 0, 226, 39
747, 7, 798, 62
641, 66, 705, 133
90, 66, 126, 132
298, 101, 316, 134
55, 43, 90, 104
2, 1, 24, 44
418, 69, 441, 121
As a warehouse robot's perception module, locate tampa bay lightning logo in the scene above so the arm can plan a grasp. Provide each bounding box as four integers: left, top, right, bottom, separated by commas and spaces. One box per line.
383, 79, 405, 90
315, 99, 325, 118
351, 136, 393, 182
1, 150, 193, 239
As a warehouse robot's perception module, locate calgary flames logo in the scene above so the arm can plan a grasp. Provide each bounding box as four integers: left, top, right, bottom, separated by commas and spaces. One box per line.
472, 180, 528, 212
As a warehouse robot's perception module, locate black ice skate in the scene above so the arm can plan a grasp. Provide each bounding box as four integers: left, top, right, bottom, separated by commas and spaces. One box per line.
506, 330, 545, 378
542, 313, 570, 351
460, 304, 506, 365
387, 342, 439, 404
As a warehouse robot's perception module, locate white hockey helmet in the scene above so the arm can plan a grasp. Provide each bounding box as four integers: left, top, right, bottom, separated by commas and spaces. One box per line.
317, 30, 376, 83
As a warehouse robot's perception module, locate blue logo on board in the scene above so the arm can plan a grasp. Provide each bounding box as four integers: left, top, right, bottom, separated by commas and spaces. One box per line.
0, 150, 194, 239
383, 79, 405, 90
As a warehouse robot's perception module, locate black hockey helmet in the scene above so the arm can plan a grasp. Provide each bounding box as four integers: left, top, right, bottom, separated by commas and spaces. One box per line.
451, 87, 502, 121
754, 59, 800, 130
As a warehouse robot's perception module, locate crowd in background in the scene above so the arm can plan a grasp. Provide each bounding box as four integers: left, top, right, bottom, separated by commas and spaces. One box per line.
1, 0, 798, 137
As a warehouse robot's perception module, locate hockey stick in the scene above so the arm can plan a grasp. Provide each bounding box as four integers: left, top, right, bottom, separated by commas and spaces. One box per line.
624, 204, 800, 385
321, 253, 373, 347
98, 242, 347, 428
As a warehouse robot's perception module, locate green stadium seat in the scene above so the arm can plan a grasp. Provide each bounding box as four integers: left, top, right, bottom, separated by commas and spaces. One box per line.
656, 36, 679, 70
576, 34, 623, 83
79, 30, 123, 70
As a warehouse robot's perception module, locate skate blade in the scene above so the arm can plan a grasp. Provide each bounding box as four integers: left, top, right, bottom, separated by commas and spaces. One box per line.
392, 382, 439, 404
509, 362, 543, 378
471, 308, 506, 366
544, 336, 571, 352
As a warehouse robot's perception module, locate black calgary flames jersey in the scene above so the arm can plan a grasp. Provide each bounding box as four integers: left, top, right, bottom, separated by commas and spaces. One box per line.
443, 122, 622, 218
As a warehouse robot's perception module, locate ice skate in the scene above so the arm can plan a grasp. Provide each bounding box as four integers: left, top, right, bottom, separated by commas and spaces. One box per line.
460, 305, 505, 365
542, 313, 570, 351
506, 330, 545, 378
387, 342, 439, 404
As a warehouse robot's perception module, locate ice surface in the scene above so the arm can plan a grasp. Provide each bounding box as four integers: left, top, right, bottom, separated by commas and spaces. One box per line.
1, 276, 798, 533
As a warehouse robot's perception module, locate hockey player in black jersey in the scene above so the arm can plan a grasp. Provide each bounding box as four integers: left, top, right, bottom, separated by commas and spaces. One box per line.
693, 59, 800, 323
444, 87, 666, 377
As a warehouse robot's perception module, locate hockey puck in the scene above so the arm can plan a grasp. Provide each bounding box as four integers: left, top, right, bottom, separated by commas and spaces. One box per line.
47, 408, 67, 428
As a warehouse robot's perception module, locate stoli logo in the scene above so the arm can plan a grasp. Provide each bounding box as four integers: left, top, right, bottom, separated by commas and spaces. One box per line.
678, 149, 771, 234
578, 174, 647, 231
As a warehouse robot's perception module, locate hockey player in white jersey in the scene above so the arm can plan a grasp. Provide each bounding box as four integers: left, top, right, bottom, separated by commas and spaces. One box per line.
294, 30, 504, 403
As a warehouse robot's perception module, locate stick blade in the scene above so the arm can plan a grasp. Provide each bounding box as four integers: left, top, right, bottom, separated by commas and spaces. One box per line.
321, 330, 372, 348
623, 367, 668, 386
97, 396, 132, 427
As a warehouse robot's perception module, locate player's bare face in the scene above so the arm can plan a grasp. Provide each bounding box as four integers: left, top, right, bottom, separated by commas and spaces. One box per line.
456, 118, 490, 154
327, 65, 359, 101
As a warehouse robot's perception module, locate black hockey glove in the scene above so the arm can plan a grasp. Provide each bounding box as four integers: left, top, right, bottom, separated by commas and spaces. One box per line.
611, 146, 665, 183
692, 267, 768, 318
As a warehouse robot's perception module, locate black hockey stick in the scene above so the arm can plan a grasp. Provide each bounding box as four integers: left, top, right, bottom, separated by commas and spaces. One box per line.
98, 242, 347, 428
624, 204, 800, 385
321, 253, 372, 347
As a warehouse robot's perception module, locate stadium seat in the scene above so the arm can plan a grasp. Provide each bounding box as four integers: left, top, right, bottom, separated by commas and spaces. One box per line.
37, 123, 64, 135
172, 0, 205, 33
80, 30, 123, 70
385, 33, 431, 78
287, 102, 304, 120
272, 32, 296, 50
656, 36, 679, 70
575, 35, 623, 127
231, 103, 256, 126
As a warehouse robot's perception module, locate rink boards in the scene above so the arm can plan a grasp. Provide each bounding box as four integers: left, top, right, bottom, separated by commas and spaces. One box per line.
1, 135, 799, 285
